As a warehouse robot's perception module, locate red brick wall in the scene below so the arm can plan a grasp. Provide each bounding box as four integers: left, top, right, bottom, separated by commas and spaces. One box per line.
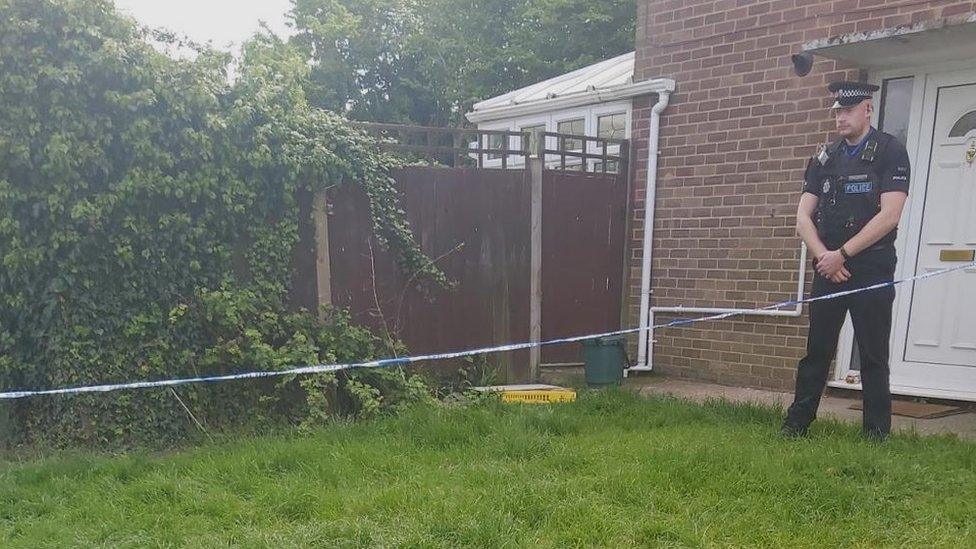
629, 0, 976, 390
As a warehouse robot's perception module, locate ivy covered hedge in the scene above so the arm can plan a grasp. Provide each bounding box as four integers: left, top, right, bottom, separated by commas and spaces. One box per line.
0, 0, 439, 448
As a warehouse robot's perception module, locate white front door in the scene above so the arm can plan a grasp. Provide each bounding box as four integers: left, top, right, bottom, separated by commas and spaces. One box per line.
904, 83, 976, 366
892, 74, 976, 396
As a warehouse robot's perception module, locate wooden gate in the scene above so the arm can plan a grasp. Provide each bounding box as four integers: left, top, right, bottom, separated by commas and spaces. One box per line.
541, 170, 629, 365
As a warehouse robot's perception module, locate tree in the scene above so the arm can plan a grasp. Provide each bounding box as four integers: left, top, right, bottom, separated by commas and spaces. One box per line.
289, 0, 636, 126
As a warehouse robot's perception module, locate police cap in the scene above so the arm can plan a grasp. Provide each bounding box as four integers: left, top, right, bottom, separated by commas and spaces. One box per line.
828, 81, 879, 109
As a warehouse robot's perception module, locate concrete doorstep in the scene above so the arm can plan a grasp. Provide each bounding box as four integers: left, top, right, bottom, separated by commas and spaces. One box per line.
630, 375, 976, 440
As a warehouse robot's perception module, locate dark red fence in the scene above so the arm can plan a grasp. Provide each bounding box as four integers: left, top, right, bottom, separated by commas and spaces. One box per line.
327, 167, 532, 379
309, 161, 629, 381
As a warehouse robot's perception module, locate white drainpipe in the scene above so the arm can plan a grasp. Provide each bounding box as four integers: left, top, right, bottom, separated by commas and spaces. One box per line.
631, 81, 809, 371
635, 87, 672, 369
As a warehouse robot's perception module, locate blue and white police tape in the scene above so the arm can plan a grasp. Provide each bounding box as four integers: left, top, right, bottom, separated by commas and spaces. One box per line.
2, 260, 973, 400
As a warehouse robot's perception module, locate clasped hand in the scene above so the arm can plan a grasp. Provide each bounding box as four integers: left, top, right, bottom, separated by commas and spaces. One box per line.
815, 250, 850, 283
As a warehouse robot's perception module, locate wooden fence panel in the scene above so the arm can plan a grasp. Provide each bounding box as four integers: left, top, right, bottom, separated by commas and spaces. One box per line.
327, 167, 532, 380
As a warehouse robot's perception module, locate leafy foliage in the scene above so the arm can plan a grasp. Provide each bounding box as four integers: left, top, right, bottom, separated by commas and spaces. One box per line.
0, 0, 436, 448
289, 0, 636, 125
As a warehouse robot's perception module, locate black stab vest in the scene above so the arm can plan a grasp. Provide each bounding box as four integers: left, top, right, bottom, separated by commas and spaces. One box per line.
812, 132, 896, 250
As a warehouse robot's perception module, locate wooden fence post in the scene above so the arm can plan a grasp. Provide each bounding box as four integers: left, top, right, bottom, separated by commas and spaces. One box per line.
313, 187, 333, 319
0, 402, 12, 449
528, 134, 544, 382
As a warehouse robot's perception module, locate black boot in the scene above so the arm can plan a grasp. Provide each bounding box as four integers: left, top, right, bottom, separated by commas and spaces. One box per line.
780, 421, 808, 439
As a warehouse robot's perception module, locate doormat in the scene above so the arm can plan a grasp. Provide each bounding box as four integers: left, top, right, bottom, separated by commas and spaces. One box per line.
848, 400, 966, 419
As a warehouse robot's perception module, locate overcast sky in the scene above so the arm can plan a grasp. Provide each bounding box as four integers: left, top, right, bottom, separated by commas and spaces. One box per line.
114, 0, 295, 52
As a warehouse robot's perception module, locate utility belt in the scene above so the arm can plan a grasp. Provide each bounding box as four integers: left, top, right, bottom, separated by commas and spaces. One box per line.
819, 242, 892, 257
858, 243, 889, 254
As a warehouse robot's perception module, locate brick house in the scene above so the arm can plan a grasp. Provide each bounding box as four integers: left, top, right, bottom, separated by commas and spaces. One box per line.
627, 0, 976, 401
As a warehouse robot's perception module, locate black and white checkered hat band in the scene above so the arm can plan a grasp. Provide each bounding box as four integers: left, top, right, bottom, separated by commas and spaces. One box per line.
836, 89, 872, 99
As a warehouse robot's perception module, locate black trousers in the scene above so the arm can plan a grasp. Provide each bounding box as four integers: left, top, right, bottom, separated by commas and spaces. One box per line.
785, 248, 897, 436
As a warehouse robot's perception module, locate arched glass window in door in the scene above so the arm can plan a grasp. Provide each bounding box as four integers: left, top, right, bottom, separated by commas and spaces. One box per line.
948, 110, 976, 138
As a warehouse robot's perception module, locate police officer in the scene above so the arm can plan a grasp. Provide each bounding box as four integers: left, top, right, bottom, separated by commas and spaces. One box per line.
782, 81, 910, 441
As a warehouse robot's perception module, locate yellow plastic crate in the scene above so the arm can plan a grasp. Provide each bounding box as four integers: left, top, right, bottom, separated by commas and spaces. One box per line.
499, 389, 576, 404
473, 384, 576, 404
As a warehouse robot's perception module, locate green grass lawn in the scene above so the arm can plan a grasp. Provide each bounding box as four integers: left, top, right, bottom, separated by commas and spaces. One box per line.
2, 390, 974, 547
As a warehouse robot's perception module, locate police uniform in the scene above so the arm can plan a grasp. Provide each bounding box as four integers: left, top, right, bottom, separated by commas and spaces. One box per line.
783, 81, 911, 439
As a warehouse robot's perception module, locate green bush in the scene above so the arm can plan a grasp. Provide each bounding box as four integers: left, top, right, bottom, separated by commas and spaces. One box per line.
0, 0, 439, 448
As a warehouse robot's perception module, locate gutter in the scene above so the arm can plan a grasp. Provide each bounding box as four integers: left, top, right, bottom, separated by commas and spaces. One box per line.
466, 78, 677, 124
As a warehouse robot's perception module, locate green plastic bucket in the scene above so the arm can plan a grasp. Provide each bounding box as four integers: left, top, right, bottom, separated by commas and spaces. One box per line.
581, 335, 627, 387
